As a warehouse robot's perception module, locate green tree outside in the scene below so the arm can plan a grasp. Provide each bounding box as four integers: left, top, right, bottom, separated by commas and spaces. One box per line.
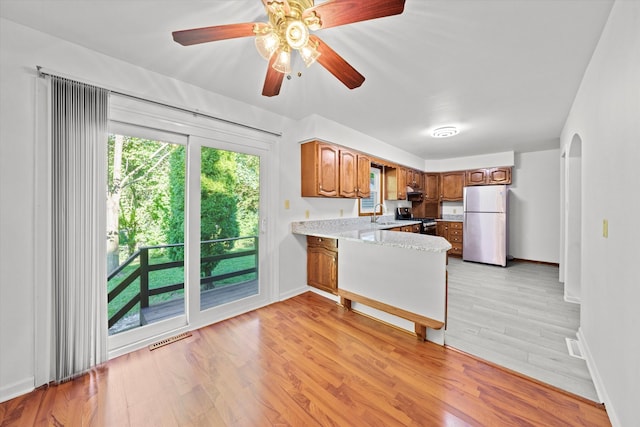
107, 137, 261, 331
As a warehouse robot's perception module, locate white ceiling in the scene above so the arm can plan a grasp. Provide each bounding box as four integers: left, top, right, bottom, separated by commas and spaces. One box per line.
0, 0, 614, 159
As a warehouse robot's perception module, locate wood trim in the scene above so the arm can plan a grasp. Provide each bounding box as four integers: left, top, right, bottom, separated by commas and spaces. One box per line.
337, 289, 445, 339
444, 345, 606, 408
510, 258, 560, 267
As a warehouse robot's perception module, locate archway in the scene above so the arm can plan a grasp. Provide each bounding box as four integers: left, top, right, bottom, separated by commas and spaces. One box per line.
564, 134, 582, 303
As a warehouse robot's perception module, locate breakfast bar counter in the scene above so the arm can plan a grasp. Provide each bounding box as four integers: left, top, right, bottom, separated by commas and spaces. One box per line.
292, 217, 451, 344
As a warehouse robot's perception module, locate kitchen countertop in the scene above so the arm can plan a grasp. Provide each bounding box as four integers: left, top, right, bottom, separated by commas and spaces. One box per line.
292, 217, 451, 253
438, 214, 464, 222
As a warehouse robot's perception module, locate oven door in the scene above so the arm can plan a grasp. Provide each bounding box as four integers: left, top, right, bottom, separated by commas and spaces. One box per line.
423, 224, 437, 235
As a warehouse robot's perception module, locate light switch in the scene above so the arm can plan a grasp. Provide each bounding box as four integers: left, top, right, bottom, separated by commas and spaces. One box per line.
305, 210, 310, 219
603, 219, 608, 238
284, 199, 290, 210
340, 209, 344, 217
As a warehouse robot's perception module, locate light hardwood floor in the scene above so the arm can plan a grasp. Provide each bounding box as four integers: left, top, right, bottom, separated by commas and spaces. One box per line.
445, 257, 599, 401
0, 292, 609, 426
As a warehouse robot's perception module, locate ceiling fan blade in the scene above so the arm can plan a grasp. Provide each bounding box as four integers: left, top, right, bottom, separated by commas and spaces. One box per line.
262, 56, 285, 97
311, 35, 364, 89
303, 0, 405, 30
172, 22, 257, 46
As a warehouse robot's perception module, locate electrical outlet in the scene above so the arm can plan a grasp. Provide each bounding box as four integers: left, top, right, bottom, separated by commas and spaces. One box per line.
340, 209, 344, 217
603, 219, 608, 238
305, 210, 310, 219
284, 199, 290, 210
453, 208, 457, 214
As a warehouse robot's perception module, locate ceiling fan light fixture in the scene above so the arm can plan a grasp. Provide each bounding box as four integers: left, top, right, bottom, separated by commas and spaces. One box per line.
255, 30, 280, 60
265, 0, 288, 16
172, 0, 406, 97
299, 41, 321, 67
285, 20, 309, 49
303, 12, 322, 31
272, 48, 292, 74
432, 126, 459, 138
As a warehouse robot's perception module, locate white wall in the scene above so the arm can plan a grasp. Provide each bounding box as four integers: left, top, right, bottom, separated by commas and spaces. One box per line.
0, 20, 37, 401
560, 1, 639, 426
425, 151, 515, 172
509, 149, 561, 263
428, 149, 560, 263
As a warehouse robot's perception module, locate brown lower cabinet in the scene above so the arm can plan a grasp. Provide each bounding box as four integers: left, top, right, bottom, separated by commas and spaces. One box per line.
437, 221, 463, 257
390, 224, 421, 233
306, 225, 421, 294
403, 224, 422, 233
306, 236, 338, 294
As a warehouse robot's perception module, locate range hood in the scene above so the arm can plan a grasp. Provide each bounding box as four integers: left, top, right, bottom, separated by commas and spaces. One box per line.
407, 186, 423, 201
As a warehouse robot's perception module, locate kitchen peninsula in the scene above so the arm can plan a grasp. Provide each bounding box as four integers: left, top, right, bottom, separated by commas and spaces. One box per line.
292, 217, 451, 344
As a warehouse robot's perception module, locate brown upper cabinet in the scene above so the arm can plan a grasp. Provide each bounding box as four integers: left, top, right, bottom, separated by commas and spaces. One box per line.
301, 141, 339, 197
339, 149, 371, 198
301, 141, 371, 199
440, 171, 465, 201
465, 167, 512, 186
465, 169, 487, 186
398, 167, 407, 199
386, 166, 408, 200
357, 154, 372, 198
487, 167, 512, 184
423, 173, 440, 202
406, 169, 423, 190
301, 140, 512, 200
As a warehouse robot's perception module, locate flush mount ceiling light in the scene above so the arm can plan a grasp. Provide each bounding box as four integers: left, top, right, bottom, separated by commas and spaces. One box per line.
172, 0, 406, 97
432, 126, 459, 138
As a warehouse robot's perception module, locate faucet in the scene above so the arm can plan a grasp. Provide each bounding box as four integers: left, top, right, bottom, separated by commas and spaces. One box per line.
372, 203, 385, 223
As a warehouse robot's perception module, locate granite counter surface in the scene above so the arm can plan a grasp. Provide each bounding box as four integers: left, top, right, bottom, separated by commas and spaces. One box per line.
292, 217, 451, 253
438, 214, 464, 222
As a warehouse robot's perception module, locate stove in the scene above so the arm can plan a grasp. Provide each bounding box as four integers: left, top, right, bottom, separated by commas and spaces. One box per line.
395, 208, 437, 235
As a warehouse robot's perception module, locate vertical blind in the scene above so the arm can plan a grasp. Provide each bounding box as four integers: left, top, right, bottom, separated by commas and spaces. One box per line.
50, 76, 109, 382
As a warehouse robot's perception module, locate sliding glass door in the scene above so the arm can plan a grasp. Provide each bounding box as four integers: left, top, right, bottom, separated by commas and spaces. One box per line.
106, 121, 269, 352
198, 146, 260, 311
106, 126, 188, 343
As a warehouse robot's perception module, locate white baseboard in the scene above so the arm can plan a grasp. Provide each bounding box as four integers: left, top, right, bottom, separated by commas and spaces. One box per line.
0, 377, 34, 404
308, 287, 339, 303
577, 328, 620, 427
564, 293, 581, 304
278, 285, 311, 301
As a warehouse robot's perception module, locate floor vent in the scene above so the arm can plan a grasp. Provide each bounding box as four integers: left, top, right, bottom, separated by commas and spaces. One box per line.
149, 332, 192, 351
565, 337, 584, 360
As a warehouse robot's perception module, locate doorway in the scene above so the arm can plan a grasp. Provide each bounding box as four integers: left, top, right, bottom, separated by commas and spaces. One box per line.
106, 113, 271, 355
564, 134, 582, 303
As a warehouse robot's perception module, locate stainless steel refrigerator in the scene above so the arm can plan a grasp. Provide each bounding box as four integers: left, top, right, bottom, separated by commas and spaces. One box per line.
463, 185, 508, 267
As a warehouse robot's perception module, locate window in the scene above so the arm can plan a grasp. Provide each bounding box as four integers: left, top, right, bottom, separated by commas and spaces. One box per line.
359, 165, 383, 216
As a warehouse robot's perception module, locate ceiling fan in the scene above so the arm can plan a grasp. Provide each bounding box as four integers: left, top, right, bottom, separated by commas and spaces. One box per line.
172, 0, 406, 97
